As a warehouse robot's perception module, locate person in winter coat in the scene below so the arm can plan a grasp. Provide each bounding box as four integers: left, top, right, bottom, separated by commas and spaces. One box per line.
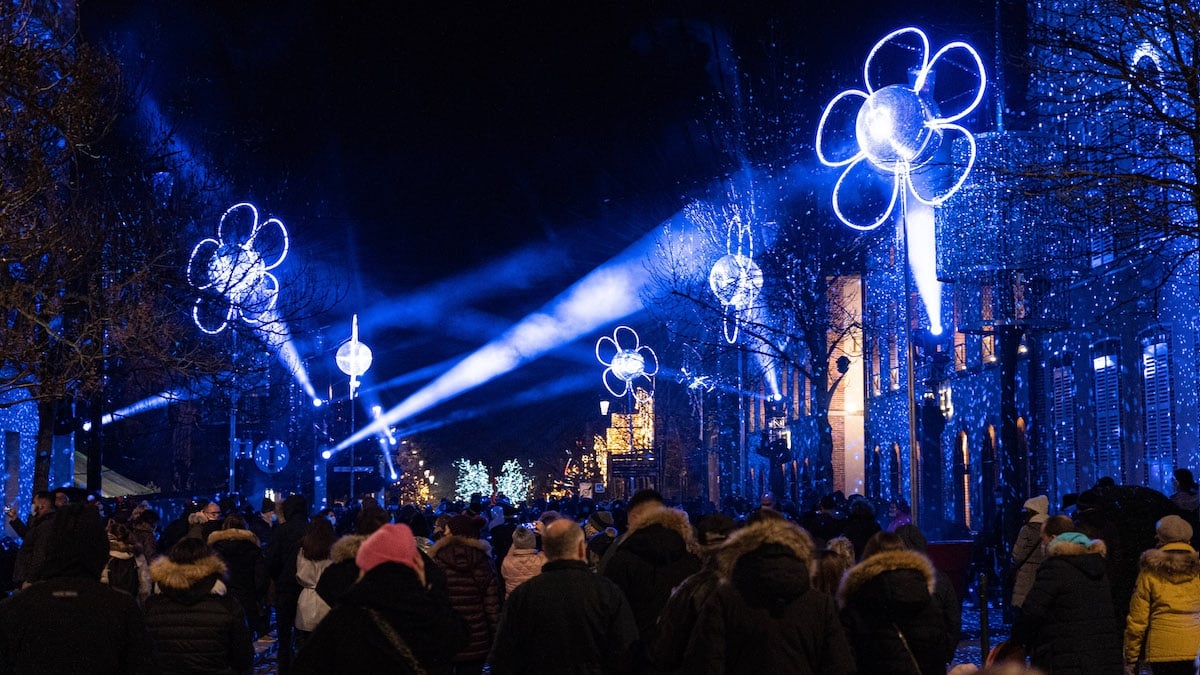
1013, 525, 1123, 675
294, 523, 468, 674
264, 493, 309, 674
102, 521, 153, 605
1011, 494, 1049, 612
208, 514, 268, 638
684, 515, 855, 675
294, 517, 336, 647
838, 531, 948, 675
648, 512, 738, 674
0, 503, 151, 674
315, 506, 389, 607
430, 512, 502, 674
488, 519, 638, 674
499, 526, 544, 596
144, 537, 254, 675
601, 492, 701, 642
1124, 515, 1200, 675
895, 523, 961, 668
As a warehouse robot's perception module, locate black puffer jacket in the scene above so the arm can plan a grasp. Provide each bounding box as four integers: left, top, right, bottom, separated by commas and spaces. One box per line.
295, 562, 468, 675
429, 534, 501, 662
602, 507, 700, 638
144, 554, 254, 674
208, 529, 266, 630
838, 549, 946, 675
1014, 535, 1122, 675
684, 519, 854, 675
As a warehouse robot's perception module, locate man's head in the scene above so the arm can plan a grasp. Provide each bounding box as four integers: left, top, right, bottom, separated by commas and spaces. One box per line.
542, 519, 586, 562
32, 491, 54, 517
626, 488, 664, 528
201, 501, 221, 521
1041, 514, 1075, 542
52, 489, 69, 508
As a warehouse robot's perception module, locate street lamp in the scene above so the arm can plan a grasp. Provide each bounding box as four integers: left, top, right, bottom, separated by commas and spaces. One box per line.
596, 326, 658, 497
336, 314, 372, 500
816, 26, 985, 522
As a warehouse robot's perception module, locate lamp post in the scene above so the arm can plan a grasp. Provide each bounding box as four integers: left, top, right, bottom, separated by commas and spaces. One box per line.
186, 202, 290, 495
596, 326, 658, 498
816, 27, 985, 522
336, 314, 372, 501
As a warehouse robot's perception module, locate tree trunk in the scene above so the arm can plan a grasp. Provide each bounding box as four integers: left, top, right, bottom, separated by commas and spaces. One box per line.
33, 399, 56, 492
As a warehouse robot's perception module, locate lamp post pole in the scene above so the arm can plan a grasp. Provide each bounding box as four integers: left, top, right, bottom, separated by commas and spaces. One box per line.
336, 314, 372, 504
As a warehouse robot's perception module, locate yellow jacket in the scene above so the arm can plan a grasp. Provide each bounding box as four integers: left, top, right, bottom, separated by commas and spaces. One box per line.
1123, 542, 1200, 664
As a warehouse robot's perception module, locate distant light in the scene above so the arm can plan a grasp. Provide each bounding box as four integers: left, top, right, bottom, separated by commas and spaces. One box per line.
389, 471, 399, 481
930, 323, 943, 336
81, 421, 92, 432
313, 398, 323, 408
321, 449, 332, 460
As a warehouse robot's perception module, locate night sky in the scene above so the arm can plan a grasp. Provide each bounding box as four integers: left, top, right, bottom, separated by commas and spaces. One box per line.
78, 1, 998, 476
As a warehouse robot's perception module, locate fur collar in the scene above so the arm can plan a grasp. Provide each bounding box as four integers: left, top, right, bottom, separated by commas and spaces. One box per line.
715, 518, 813, 581
838, 549, 935, 606
207, 528, 260, 546
150, 554, 227, 591
1139, 543, 1200, 582
429, 533, 492, 558
628, 507, 695, 546
1047, 537, 1108, 558
331, 534, 368, 563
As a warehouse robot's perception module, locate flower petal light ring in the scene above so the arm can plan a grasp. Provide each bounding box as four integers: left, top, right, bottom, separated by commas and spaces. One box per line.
187, 202, 289, 334
815, 27, 986, 230
596, 325, 659, 398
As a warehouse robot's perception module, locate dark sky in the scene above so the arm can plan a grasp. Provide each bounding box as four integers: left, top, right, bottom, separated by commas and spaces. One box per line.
80, 1, 999, 475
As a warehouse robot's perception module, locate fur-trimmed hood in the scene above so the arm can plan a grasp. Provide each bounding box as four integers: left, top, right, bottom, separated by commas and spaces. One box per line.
629, 506, 695, 543
1139, 542, 1200, 583
430, 533, 493, 573
838, 549, 935, 607
715, 518, 813, 580
150, 554, 227, 604
330, 533, 368, 563
1047, 535, 1108, 559
620, 507, 697, 564
206, 528, 260, 547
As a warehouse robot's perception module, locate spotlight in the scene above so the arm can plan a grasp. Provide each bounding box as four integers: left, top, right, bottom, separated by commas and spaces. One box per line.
313, 398, 323, 408
389, 471, 399, 481
321, 449, 332, 460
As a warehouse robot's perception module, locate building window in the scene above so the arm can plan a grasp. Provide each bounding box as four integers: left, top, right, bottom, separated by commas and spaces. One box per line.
953, 292, 966, 371
1091, 340, 1122, 483
1141, 328, 1175, 492
1051, 360, 1077, 495
981, 284, 996, 364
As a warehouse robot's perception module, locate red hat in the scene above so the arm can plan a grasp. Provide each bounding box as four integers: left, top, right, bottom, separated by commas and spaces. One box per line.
356, 523, 421, 574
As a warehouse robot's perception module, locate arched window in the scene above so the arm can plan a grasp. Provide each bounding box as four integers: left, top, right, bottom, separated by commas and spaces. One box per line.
954, 429, 971, 529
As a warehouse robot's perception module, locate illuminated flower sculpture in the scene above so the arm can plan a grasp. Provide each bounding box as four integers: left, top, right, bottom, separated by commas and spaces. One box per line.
709, 211, 763, 344
596, 325, 658, 398
815, 27, 986, 231
187, 202, 289, 334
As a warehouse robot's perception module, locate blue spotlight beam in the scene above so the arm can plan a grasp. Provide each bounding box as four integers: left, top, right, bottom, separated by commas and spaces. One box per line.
331, 228, 664, 453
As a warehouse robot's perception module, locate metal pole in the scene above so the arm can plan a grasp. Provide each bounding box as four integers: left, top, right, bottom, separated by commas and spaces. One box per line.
228, 330, 238, 496
349, 386, 356, 502
901, 198, 921, 525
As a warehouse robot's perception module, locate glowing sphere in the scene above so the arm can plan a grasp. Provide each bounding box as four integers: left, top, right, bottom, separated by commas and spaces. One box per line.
321, 449, 333, 460
208, 244, 266, 307
708, 253, 763, 308
612, 349, 646, 382
335, 340, 373, 377
856, 85, 941, 170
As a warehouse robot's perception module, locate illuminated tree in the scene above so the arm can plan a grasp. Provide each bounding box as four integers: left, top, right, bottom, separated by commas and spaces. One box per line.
453, 458, 491, 501
494, 459, 533, 503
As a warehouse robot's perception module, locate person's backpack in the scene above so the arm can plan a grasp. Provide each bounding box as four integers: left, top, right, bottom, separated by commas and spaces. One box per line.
101, 554, 140, 597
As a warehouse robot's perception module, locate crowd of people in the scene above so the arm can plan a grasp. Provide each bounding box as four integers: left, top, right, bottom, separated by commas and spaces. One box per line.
0, 469, 1197, 674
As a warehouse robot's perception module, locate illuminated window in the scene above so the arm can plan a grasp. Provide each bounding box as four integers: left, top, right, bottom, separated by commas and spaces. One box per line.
981, 284, 995, 364
1141, 329, 1175, 492
953, 292, 966, 371
1091, 340, 1122, 482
